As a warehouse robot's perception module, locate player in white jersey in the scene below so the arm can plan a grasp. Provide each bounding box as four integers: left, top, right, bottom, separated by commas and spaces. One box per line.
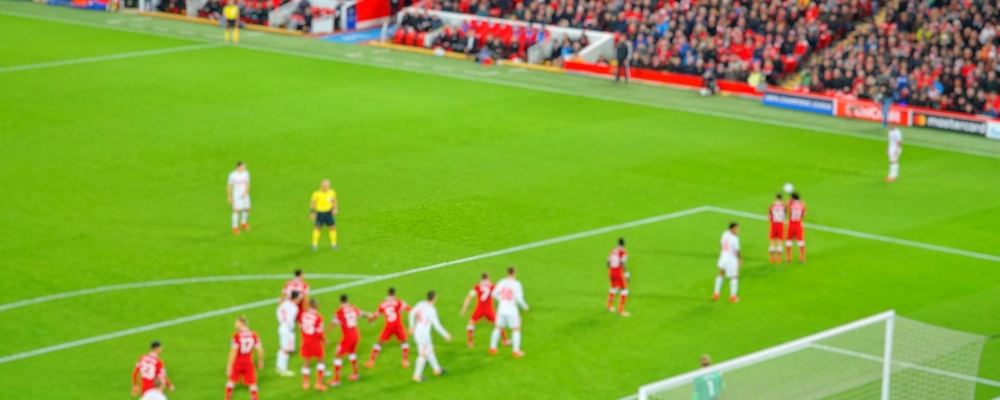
140, 378, 168, 400
275, 291, 300, 377
409, 291, 451, 382
886, 126, 903, 182
489, 266, 529, 357
713, 222, 742, 303
227, 161, 251, 234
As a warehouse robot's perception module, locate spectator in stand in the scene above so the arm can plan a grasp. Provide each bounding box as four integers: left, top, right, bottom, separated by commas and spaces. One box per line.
202, 0, 222, 19
615, 35, 632, 84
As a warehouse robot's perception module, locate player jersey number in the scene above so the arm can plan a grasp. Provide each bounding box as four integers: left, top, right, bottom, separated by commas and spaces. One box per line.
384, 307, 398, 323
478, 287, 491, 302
791, 207, 803, 220
239, 336, 256, 354
499, 287, 514, 301
139, 361, 157, 380
707, 380, 716, 395
771, 209, 785, 222
343, 309, 358, 328
301, 314, 317, 335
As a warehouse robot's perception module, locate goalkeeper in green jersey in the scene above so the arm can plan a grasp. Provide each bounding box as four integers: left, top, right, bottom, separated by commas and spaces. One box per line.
692, 355, 723, 400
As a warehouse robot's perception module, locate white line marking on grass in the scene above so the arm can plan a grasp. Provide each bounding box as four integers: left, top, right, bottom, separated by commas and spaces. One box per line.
177, 29, 196, 35
373, 57, 394, 63
507, 68, 528, 74
371, 48, 390, 54
705, 206, 1000, 263
614, 395, 638, 400
811, 343, 1000, 387
0, 274, 376, 313
464, 69, 500, 76
152, 26, 169, 32
0, 206, 709, 364
128, 23, 145, 28
106, 19, 122, 24
0, 43, 219, 73
403, 61, 424, 68
345, 52, 364, 58
433, 66, 453, 72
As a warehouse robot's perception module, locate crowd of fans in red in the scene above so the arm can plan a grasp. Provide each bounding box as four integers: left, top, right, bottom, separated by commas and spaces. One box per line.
802, 0, 1000, 116
394, 11, 563, 62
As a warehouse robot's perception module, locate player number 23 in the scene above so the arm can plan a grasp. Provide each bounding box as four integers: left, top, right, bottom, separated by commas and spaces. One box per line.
139, 361, 157, 380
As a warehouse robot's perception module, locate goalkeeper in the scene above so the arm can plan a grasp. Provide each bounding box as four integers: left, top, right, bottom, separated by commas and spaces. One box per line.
692, 355, 723, 400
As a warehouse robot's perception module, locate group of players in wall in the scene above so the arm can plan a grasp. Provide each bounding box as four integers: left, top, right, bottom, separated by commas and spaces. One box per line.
128, 160, 815, 399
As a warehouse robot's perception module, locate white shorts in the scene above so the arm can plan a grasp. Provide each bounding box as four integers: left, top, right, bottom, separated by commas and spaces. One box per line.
495, 310, 521, 329
718, 258, 739, 278
278, 327, 296, 352
414, 335, 435, 356
233, 196, 251, 211
888, 147, 901, 163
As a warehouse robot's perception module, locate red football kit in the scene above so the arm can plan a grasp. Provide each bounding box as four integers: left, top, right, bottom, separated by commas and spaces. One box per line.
333, 305, 361, 356
608, 246, 628, 289
132, 353, 169, 393
283, 277, 310, 320
786, 199, 807, 241
469, 280, 497, 322
299, 309, 326, 358
375, 297, 410, 342
768, 200, 786, 240
229, 329, 261, 385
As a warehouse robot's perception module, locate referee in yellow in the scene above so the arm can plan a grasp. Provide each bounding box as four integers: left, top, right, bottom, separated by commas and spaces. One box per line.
310, 179, 338, 250
222, 1, 240, 43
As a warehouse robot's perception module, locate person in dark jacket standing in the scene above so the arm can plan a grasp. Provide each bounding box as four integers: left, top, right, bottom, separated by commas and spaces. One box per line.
615, 36, 632, 84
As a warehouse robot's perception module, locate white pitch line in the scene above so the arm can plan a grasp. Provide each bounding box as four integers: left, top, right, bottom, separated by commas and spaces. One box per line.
373, 57, 394, 63
464, 69, 500, 77
2, 9, 996, 160
403, 61, 424, 68
0, 43, 218, 73
0, 274, 376, 313
0, 206, 709, 364
371, 48, 390, 54
705, 206, 1000, 263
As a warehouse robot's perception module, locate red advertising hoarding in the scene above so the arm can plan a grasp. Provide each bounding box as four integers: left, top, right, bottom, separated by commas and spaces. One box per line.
834, 98, 911, 126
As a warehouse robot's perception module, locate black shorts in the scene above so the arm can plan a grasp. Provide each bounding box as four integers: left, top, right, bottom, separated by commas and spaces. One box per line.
315, 211, 335, 227
226, 19, 238, 28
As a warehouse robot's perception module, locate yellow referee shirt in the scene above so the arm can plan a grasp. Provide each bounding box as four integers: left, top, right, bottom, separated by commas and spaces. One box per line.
223, 3, 239, 20
311, 189, 336, 212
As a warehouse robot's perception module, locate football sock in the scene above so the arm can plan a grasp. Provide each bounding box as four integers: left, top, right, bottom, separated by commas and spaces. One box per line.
489, 327, 501, 349
333, 359, 342, 381
330, 229, 337, 246
606, 292, 614, 309
224, 30, 230, 42
401, 343, 409, 361
225, 383, 234, 400
369, 344, 381, 361
800, 246, 806, 261
619, 294, 627, 312
249, 385, 258, 400
427, 350, 441, 372
240, 211, 249, 224
466, 325, 475, 342
312, 229, 320, 246
276, 350, 288, 371
785, 243, 792, 261
713, 275, 723, 295
302, 367, 311, 384
231, 212, 239, 229
889, 163, 900, 179
413, 355, 426, 378
730, 279, 739, 297
233, 27, 240, 43
349, 354, 358, 374
315, 363, 326, 385
512, 330, 522, 352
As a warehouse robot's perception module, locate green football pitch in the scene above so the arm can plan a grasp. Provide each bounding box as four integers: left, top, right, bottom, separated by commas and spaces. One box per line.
2, 3, 1000, 399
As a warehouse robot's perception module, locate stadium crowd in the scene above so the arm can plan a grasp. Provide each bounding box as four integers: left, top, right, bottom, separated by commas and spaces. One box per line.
801, 0, 1000, 116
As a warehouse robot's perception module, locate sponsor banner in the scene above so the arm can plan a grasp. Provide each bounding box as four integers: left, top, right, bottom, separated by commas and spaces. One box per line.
835, 98, 911, 125
762, 91, 834, 115
912, 111, 988, 136
988, 121, 1000, 140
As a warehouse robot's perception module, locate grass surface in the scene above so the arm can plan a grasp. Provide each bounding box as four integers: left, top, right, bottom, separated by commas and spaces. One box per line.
2, 3, 1000, 399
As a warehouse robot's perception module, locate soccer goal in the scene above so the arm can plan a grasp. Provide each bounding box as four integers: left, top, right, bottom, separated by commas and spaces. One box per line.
638, 310, 994, 400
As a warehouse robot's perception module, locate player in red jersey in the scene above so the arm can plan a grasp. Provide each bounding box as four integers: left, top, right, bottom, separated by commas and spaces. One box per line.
282, 269, 310, 321
225, 316, 265, 400
363, 287, 412, 369
459, 272, 509, 348
299, 299, 328, 391
131, 341, 175, 397
785, 192, 807, 263
328, 294, 373, 386
767, 193, 787, 263
607, 238, 630, 317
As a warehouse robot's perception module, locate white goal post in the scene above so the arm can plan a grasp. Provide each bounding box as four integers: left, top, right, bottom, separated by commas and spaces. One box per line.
638, 310, 994, 400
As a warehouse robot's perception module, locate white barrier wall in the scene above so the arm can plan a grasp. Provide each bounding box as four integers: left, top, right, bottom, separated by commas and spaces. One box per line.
395, 8, 615, 64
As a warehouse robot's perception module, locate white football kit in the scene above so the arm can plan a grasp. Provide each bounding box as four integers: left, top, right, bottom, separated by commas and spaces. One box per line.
887, 128, 903, 163
140, 389, 168, 400
717, 230, 741, 278
492, 277, 528, 329
227, 170, 251, 210
409, 300, 449, 377
276, 299, 299, 352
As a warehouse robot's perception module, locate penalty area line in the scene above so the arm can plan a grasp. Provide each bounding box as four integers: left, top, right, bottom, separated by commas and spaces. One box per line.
0, 274, 377, 313
0, 206, 709, 365
0, 43, 219, 73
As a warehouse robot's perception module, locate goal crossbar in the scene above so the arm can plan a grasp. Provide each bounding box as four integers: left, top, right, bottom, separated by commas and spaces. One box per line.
638, 310, 897, 399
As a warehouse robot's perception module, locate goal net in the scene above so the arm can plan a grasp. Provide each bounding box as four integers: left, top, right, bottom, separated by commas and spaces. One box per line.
638, 310, 992, 400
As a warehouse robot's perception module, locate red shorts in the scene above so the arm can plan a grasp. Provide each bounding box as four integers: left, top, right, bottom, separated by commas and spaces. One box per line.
610, 270, 627, 289
787, 223, 805, 241
769, 223, 785, 240
300, 339, 325, 359
229, 361, 256, 385
336, 333, 358, 356
378, 323, 407, 343
470, 307, 496, 323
